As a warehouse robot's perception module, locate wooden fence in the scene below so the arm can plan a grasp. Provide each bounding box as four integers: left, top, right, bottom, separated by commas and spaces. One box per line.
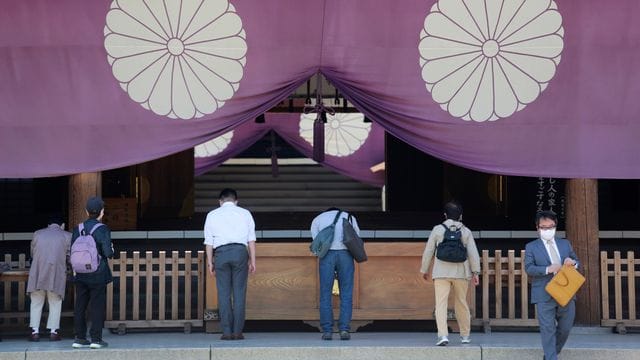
0, 251, 205, 333
473, 250, 537, 331
4, 249, 639, 333
106, 250, 205, 333
600, 251, 639, 333
0, 254, 29, 329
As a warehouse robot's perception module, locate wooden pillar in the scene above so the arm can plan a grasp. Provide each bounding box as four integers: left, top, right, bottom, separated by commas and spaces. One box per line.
565, 179, 600, 325
68, 172, 102, 228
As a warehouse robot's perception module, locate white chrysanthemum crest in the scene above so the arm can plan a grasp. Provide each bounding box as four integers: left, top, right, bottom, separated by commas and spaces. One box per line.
299, 113, 372, 157
104, 0, 247, 120
419, 0, 564, 122
194, 131, 234, 158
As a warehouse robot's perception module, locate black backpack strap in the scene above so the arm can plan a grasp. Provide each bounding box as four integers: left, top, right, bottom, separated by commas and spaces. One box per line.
331, 210, 343, 225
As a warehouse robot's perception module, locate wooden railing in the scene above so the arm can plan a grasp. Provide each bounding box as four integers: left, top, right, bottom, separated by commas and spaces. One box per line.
106, 250, 205, 333
0, 251, 205, 333
6, 249, 639, 334
0, 254, 76, 331
0, 254, 28, 329
473, 250, 537, 331
600, 251, 639, 333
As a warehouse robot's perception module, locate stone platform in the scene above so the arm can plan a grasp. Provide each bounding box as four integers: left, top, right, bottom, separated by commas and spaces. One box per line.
1, 328, 639, 360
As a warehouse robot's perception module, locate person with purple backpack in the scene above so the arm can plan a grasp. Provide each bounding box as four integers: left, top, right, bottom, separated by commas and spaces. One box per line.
70, 197, 114, 349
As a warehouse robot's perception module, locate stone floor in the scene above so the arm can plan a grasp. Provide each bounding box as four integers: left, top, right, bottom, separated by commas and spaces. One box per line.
1, 327, 639, 360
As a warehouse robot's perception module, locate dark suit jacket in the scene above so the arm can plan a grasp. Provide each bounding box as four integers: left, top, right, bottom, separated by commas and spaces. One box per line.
524, 238, 579, 304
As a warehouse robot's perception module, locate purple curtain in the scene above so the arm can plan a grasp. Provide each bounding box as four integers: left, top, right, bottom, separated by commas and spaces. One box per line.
0, 0, 321, 177
194, 113, 385, 187
2, 0, 640, 179
321, 0, 640, 178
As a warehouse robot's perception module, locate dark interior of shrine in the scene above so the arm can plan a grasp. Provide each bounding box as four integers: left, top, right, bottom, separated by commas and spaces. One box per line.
1, 133, 638, 257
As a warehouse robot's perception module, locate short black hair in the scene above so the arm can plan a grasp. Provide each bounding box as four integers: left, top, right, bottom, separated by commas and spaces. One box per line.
85, 196, 104, 218
48, 213, 64, 226
444, 201, 463, 221
535, 210, 558, 227
219, 188, 238, 201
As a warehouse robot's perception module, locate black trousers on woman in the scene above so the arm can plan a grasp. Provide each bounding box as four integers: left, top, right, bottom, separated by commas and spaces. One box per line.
74, 281, 106, 341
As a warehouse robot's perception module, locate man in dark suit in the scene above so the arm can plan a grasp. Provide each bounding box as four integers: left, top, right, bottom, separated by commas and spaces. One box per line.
525, 210, 579, 360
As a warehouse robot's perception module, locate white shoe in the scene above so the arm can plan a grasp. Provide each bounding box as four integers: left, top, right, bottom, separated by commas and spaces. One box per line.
461, 336, 471, 344
436, 336, 449, 346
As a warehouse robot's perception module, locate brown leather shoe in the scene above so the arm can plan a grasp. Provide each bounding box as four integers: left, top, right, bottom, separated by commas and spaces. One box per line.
232, 333, 244, 340
220, 334, 233, 340
49, 333, 62, 341
29, 333, 40, 342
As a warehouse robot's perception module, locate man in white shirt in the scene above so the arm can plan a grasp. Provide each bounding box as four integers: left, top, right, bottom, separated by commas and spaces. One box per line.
524, 210, 579, 360
310, 208, 360, 341
204, 189, 256, 340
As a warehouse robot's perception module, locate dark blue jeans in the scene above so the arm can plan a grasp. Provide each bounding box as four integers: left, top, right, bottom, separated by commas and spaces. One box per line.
319, 250, 354, 333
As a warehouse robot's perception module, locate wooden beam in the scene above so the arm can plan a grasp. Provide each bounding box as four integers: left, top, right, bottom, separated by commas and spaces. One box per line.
68, 172, 102, 228
565, 179, 600, 325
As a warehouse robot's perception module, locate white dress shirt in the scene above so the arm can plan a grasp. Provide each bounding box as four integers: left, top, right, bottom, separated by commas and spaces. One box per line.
203, 202, 256, 249
310, 210, 360, 250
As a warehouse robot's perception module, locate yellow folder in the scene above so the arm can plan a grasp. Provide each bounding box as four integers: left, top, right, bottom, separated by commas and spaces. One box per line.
545, 264, 586, 307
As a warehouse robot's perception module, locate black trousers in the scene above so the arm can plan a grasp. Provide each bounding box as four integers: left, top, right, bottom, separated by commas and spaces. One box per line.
74, 281, 107, 341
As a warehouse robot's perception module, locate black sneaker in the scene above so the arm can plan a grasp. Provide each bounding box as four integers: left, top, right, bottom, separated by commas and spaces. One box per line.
321, 332, 333, 340
90, 340, 109, 349
72, 338, 91, 348
339, 331, 351, 340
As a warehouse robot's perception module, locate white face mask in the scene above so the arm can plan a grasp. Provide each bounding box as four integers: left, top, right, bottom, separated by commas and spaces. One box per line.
540, 229, 556, 241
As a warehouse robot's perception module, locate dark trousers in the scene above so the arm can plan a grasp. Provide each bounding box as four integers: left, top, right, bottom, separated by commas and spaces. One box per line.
536, 298, 575, 360
74, 281, 107, 341
214, 244, 249, 335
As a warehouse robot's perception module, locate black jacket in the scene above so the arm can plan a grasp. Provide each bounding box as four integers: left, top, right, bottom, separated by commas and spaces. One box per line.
71, 218, 114, 285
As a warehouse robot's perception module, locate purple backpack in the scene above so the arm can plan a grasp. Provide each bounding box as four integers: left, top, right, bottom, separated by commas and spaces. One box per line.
70, 223, 104, 273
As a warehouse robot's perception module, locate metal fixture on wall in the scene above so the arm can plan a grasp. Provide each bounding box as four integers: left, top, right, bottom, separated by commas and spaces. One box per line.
303, 73, 335, 162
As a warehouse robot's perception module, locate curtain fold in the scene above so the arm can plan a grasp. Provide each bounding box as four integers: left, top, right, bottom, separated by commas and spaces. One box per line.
194, 113, 385, 187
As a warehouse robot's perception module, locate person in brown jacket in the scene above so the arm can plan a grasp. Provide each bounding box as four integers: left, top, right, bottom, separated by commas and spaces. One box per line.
420, 201, 481, 346
27, 214, 72, 341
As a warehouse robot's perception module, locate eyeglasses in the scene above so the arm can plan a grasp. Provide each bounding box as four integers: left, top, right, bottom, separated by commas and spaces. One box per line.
538, 226, 556, 230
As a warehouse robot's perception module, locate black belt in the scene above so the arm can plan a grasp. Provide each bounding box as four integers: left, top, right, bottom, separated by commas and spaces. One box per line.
214, 243, 245, 251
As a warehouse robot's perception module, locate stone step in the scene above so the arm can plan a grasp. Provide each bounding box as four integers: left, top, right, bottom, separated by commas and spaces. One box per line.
195, 164, 381, 212
4, 332, 635, 360
195, 205, 380, 213
195, 182, 372, 190
194, 189, 380, 199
